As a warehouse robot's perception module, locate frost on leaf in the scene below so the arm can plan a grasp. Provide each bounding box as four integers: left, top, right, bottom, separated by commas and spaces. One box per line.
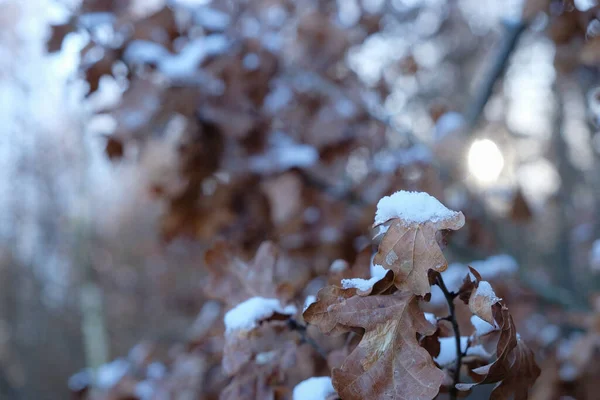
304, 290, 444, 400
456, 305, 540, 399
373, 191, 465, 297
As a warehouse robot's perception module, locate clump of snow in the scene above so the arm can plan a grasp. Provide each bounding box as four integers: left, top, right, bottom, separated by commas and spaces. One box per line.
329, 259, 349, 273
303, 295, 316, 312
475, 281, 501, 303
471, 315, 497, 337
194, 7, 231, 31
224, 297, 297, 333
590, 239, 600, 271
470, 254, 518, 279
435, 337, 469, 366
249, 132, 318, 173
341, 276, 381, 291
370, 262, 387, 278
374, 191, 461, 226
424, 312, 437, 325
373, 145, 432, 173
341, 262, 388, 291
96, 358, 129, 388
428, 256, 518, 307
466, 344, 493, 360
434, 111, 465, 140
435, 337, 492, 366
293, 377, 336, 400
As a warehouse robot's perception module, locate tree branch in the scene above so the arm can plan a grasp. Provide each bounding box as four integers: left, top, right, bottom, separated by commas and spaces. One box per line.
434, 273, 462, 400
464, 19, 527, 129
287, 318, 328, 359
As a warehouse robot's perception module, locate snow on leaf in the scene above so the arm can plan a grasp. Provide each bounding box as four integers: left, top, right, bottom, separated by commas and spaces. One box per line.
374, 190, 463, 226
223, 297, 296, 333
373, 192, 465, 297
456, 305, 540, 399
459, 267, 501, 325
293, 376, 337, 400
305, 291, 444, 400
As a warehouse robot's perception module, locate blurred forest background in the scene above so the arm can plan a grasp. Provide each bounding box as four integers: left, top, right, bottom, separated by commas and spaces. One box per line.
3, 0, 600, 398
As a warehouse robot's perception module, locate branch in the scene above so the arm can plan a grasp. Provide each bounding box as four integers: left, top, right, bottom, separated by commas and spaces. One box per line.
464, 19, 527, 129
433, 272, 461, 400
287, 318, 328, 359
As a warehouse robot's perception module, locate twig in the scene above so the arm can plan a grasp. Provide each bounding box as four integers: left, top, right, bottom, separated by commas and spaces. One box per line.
434, 273, 462, 400
288, 318, 328, 359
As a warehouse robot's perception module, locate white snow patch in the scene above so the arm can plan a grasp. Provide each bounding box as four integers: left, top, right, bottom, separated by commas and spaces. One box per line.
424, 312, 437, 325
590, 239, 600, 271
466, 344, 493, 360
341, 276, 381, 291
329, 259, 349, 273
96, 359, 129, 388
303, 295, 317, 312
435, 337, 468, 366
293, 376, 336, 400
470, 254, 518, 279
195, 7, 230, 30
470, 315, 497, 337
341, 262, 388, 291
224, 297, 296, 333
435, 337, 492, 366
474, 281, 501, 303
374, 191, 461, 226
249, 132, 318, 173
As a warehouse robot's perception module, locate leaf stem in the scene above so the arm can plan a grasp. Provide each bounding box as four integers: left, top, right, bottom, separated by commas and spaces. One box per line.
434, 274, 462, 400
287, 318, 328, 359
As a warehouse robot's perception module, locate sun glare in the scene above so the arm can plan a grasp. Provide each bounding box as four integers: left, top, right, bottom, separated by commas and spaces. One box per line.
467, 139, 504, 184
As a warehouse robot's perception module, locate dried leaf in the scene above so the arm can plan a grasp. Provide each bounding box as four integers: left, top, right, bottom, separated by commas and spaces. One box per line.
305, 290, 444, 400
374, 213, 465, 297
460, 267, 501, 325
456, 305, 540, 399
204, 241, 280, 306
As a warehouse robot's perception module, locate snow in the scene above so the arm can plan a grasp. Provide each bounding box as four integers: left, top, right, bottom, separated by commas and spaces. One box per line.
428, 256, 518, 307
96, 358, 129, 388
195, 7, 231, 31
590, 239, 600, 271
435, 337, 492, 366
470, 315, 497, 337
293, 377, 336, 400
329, 259, 348, 273
424, 312, 437, 325
474, 281, 501, 303
264, 82, 293, 113
248, 132, 318, 173
470, 254, 518, 279
159, 35, 229, 78
303, 295, 316, 312
374, 191, 461, 226
372, 145, 432, 173
341, 262, 388, 291
224, 297, 297, 333
434, 111, 465, 140
242, 53, 260, 70
435, 337, 468, 366
123, 35, 230, 79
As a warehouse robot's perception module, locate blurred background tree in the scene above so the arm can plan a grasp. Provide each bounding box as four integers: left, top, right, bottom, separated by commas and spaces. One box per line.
2, 0, 600, 398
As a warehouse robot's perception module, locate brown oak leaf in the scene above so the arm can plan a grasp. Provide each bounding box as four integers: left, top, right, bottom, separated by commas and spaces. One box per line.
456, 305, 540, 399
373, 212, 464, 297
204, 241, 283, 307
305, 290, 444, 400
459, 267, 501, 325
